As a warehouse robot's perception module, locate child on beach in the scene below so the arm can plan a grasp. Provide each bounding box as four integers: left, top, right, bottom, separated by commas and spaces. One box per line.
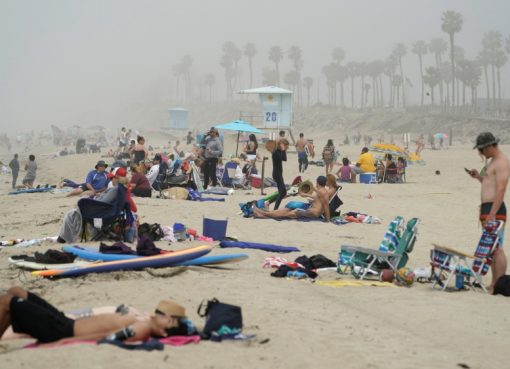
337, 157, 353, 183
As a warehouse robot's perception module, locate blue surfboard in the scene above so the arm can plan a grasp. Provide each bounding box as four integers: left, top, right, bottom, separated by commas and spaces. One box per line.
63, 245, 249, 266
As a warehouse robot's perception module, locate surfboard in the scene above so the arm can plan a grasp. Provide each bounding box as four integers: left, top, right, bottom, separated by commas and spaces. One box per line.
32, 245, 212, 278
8, 187, 53, 195
9, 257, 93, 270
63, 245, 248, 266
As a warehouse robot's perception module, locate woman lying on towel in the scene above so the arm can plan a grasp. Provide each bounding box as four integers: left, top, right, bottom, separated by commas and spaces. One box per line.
253, 176, 331, 222
0, 286, 186, 344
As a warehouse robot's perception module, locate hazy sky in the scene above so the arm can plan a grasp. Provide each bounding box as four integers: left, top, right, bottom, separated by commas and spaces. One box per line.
1, 0, 510, 131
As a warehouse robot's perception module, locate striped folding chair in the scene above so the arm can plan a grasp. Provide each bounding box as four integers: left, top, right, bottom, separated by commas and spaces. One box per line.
430, 220, 503, 293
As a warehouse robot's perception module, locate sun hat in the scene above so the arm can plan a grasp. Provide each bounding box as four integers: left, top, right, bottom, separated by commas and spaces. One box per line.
155, 300, 186, 318
95, 160, 108, 169
473, 132, 499, 149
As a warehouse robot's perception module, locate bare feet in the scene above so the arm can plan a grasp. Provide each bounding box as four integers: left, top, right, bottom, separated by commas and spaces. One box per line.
253, 207, 268, 218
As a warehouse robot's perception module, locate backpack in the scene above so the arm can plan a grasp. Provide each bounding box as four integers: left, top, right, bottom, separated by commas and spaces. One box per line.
494, 275, 510, 296
137, 223, 164, 242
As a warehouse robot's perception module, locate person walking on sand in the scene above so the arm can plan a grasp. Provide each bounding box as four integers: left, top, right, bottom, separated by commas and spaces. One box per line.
203, 127, 223, 189
9, 154, 19, 189
272, 138, 289, 210
295, 133, 308, 173
322, 139, 335, 175
22, 155, 37, 188
467, 132, 510, 294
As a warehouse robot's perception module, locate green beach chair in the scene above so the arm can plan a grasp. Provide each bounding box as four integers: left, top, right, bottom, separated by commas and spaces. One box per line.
339, 217, 419, 280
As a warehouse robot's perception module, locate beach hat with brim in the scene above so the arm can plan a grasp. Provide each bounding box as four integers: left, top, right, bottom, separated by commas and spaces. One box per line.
473, 132, 499, 149
95, 160, 108, 169
155, 300, 186, 318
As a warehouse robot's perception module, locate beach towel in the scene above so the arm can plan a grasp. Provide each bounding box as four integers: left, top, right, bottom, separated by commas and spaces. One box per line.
188, 188, 226, 202
219, 241, 300, 253
315, 280, 398, 288
203, 187, 234, 196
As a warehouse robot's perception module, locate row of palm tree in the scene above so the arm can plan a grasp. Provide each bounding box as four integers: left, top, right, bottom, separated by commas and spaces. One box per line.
172, 10, 510, 115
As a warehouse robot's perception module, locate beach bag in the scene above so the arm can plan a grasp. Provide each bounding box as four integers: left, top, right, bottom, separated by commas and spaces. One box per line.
197, 298, 243, 339
494, 275, 510, 296
137, 223, 164, 242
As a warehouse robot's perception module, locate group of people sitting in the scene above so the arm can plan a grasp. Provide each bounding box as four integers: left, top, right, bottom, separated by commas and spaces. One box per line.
253, 174, 341, 222
333, 148, 405, 184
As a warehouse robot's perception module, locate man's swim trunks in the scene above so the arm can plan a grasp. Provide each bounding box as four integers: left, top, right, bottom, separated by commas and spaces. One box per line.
10, 292, 74, 343
480, 202, 507, 221
480, 202, 506, 248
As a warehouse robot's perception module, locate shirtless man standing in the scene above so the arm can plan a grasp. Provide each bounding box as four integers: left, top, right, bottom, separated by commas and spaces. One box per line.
296, 132, 308, 173
253, 175, 331, 222
0, 286, 184, 343
468, 132, 510, 293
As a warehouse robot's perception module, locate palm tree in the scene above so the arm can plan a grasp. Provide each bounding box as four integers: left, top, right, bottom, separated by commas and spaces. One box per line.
244, 43, 257, 88
346, 62, 359, 108
303, 76, 314, 107
332, 48, 346, 106
412, 41, 428, 105
482, 31, 504, 112
453, 46, 465, 107
383, 57, 397, 107
358, 62, 367, 109
172, 62, 184, 101
440, 61, 453, 106
268, 46, 284, 85
205, 74, 216, 103
465, 60, 482, 110
392, 75, 403, 107
441, 10, 463, 108
334, 65, 348, 107
283, 70, 300, 91
180, 55, 193, 102
322, 63, 336, 105
423, 67, 441, 105
220, 53, 234, 102
493, 49, 507, 114
392, 44, 407, 107
477, 50, 491, 107
429, 38, 448, 106
288, 45, 303, 104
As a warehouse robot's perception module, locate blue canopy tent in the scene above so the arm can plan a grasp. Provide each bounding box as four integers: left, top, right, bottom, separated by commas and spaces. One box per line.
215, 120, 265, 156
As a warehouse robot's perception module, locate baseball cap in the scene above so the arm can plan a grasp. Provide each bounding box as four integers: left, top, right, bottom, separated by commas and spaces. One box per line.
108, 167, 127, 179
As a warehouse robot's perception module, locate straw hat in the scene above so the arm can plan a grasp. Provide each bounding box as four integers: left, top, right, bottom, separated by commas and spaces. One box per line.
155, 300, 186, 318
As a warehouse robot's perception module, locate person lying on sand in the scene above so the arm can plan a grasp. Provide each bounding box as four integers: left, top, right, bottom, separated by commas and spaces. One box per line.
0, 286, 185, 344
253, 176, 331, 222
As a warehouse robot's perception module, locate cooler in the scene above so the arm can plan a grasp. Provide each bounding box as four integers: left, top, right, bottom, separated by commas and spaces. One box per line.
359, 172, 377, 184
250, 175, 262, 188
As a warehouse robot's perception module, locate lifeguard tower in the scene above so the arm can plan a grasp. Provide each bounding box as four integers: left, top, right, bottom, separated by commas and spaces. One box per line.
237, 86, 295, 145
168, 107, 189, 130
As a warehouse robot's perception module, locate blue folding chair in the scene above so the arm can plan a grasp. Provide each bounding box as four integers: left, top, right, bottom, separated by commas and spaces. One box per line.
203, 217, 228, 241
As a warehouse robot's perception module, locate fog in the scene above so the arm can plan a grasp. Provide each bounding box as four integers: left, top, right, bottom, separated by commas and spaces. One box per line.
1, 0, 510, 132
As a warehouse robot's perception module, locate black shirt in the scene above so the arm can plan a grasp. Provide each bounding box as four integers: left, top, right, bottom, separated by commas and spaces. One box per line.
272, 149, 287, 179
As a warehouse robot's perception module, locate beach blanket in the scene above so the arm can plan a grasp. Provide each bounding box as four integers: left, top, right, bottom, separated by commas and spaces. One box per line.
203, 187, 234, 196
24, 335, 201, 350
9, 187, 54, 195
188, 188, 226, 202
219, 241, 300, 253
315, 280, 398, 288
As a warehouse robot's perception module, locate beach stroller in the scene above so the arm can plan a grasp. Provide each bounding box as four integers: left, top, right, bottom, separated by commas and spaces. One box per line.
339, 217, 419, 279
78, 185, 133, 241
430, 220, 503, 293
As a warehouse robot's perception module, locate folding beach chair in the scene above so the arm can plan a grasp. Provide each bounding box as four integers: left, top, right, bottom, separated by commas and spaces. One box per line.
78, 185, 133, 241
202, 217, 228, 241
430, 220, 503, 293
339, 217, 419, 279
219, 161, 238, 187
328, 186, 343, 218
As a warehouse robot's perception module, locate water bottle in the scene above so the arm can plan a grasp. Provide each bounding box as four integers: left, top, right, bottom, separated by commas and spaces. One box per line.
286, 270, 307, 279
455, 274, 465, 289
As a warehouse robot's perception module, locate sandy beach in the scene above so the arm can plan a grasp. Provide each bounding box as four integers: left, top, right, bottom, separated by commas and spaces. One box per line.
0, 134, 509, 369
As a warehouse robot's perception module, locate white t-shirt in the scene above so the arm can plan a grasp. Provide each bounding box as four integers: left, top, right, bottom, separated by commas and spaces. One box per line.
146, 164, 160, 185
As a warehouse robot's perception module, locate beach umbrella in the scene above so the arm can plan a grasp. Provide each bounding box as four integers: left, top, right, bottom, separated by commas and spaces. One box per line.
370, 143, 408, 158
434, 133, 448, 140
215, 120, 265, 156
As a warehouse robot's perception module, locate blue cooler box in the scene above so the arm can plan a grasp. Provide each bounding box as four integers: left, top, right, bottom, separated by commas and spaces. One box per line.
360, 172, 377, 184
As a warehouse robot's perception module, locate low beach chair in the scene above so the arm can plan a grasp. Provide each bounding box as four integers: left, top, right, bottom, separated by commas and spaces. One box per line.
339, 217, 419, 279
78, 185, 133, 241
430, 220, 503, 293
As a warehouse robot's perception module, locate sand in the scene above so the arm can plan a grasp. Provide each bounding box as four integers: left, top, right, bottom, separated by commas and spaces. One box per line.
0, 135, 509, 369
